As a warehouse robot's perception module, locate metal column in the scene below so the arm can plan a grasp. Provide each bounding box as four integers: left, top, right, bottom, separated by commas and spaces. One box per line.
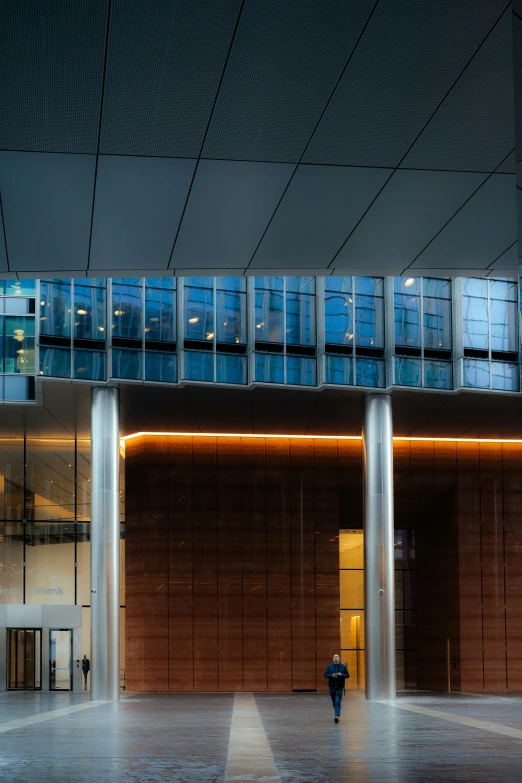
362, 393, 395, 701
90, 387, 120, 702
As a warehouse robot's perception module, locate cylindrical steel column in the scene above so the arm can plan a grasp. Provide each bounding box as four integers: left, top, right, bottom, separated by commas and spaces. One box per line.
362, 393, 395, 701
90, 386, 120, 702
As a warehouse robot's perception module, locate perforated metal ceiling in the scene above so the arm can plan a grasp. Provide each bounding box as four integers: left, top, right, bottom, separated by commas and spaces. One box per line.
0, 0, 518, 278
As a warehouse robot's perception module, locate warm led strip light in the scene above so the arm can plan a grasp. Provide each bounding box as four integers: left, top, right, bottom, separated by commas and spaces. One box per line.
121, 432, 522, 445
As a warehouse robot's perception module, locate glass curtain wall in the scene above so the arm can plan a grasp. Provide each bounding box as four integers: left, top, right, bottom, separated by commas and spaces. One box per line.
183, 277, 247, 384
462, 278, 519, 391
394, 277, 452, 389
0, 281, 36, 401
254, 276, 316, 385
324, 277, 385, 387
0, 435, 126, 687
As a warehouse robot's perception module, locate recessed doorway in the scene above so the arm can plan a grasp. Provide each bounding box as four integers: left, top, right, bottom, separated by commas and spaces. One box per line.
49, 629, 73, 691
7, 629, 42, 691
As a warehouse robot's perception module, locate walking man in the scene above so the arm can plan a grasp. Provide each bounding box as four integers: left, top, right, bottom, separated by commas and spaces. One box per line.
82, 654, 90, 690
324, 654, 349, 723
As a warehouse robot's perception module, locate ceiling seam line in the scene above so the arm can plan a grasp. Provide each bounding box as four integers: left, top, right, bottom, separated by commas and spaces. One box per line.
245, 0, 382, 271
325, 2, 513, 270
167, 0, 247, 269
86, 0, 112, 274
0, 188, 10, 274
403, 145, 516, 269
486, 240, 518, 268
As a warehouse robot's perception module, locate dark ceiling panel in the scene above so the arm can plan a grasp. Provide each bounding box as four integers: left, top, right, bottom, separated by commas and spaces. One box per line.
170, 159, 294, 270
202, 0, 375, 162
496, 150, 516, 173
252, 164, 391, 269
335, 169, 487, 270
89, 155, 196, 271
0, 0, 107, 153
0, 152, 95, 272
303, 1, 510, 167
411, 173, 517, 270
401, 11, 514, 173
0, 208, 8, 274
486, 241, 518, 273
100, 0, 242, 157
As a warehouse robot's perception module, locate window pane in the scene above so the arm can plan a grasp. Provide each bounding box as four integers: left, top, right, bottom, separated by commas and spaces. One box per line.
145, 278, 175, 289
394, 294, 420, 346
340, 610, 365, 649
74, 283, 106, 340
3, 316, 35, 374
286, 356, 316, 386
356, 277, 383, 296
463, 358, 490, 388
145, 287, 175, 342
423, 297, 451, 350
112, 348, 142, 380
0, 522, 23, 602
463, 278, 487, 297
25, 523, 75, 605
74, 350, 106, 381
184, 351, 213, 382
325, 276, 352, 294
286, 293, 315, 346
255, 290, 284, 343
356, 294, 383, 347
255, 353, 284, 383
395, 357, 422, 387
26, 440, 75, 521
423, 278, 451, 298
216, 354, 247, 384
40, 280, 71, 337
342, 648, 365, 691
424, 360, 452, 389
339, 531, 364, 568
184, 285, 214, 341
340, 570, 364, 608
216, 290, 246, 344
7, 280, 35, 296
491, 361, 519, 391
355, 358, 385, 388
490, 299, 517, 352
4, 298, 32, 315
254, 276, 283, 291
325, 291, 353, 344
39, 347, 71, 378
112, 284, 142, 339
463, 295, 489, 349
216, 277, 246, 292
325, 354, 353, 385
145, 352, 176, 383
490, 279, 517, 301
5, 376, 34, 401
286, 276, 315, 294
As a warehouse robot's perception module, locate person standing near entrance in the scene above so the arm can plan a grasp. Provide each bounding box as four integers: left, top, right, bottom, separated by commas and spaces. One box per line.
82, 655, 90, 690
324, 654, 349, 723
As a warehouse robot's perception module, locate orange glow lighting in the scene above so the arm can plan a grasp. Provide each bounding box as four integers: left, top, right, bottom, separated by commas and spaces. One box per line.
120, 432, 522, 445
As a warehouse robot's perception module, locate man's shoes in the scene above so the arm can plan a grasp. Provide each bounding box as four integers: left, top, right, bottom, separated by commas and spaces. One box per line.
334, 717, 338, 723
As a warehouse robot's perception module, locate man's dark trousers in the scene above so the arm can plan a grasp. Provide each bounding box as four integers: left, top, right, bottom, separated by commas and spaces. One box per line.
330, 688, 343, 717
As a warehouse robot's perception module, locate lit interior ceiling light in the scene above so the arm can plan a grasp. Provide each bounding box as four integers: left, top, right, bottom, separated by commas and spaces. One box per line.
149, 317, 159, 322
188, 317, 199, 323
235, 337, 240, 343
77, 309, 87, 315
223, 321, 228, 326
206, 332, 214, 340
114, 310, 123, 316
39, 370, 44, 375
40, 317, 46, 321
40, 301, 45, 306
348, 298, 353, 304
256, 322, 264, 328
405, 278, 415, 287
345, 333, 353, 339
98, 326, 104, 332
144, 327, 150, 332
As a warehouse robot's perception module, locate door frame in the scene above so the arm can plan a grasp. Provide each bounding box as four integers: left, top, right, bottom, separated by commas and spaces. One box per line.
6, 628, 42, 691
49, 628, 73, 691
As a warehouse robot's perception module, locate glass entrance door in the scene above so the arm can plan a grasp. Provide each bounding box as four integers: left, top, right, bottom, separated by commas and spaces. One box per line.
7, 629, 42, 690
49, 630, 73, 691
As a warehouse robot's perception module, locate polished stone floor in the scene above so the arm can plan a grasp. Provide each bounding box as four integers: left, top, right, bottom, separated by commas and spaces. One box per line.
1, 690, 522, 782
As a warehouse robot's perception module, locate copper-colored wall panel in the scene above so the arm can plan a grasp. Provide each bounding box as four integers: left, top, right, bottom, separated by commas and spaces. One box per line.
126, 435, 522, 693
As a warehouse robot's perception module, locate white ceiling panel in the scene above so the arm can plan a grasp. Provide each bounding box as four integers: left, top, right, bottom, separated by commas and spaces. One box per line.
170, 160, 294, 270
334, 170, 488, 269
252, 165, 391, 269
89, 156, 196, 271
410, 174, 517, 269
0, 152, 95, 272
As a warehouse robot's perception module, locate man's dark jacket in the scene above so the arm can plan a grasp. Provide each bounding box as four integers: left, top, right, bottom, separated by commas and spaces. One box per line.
324, 662, 349, 690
